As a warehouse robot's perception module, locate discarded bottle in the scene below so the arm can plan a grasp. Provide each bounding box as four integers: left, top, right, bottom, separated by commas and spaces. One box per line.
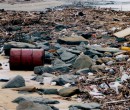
121, 46, 130, 51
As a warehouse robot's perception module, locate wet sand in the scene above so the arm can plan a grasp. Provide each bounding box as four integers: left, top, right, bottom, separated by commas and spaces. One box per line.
0, 55, 78, 110
0, 0, 71, 11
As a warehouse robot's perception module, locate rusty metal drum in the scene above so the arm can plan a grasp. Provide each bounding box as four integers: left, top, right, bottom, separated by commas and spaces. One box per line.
9, 49, 44, 70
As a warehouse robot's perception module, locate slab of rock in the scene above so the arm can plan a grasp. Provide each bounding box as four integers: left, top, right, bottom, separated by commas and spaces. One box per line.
58, 87, 79, 97
57, 36, 88, 45
43, 89, 58, 95
91, 65, 106, 72
16, 101, 53, 110
4, 41, 36, 55
85, 45, 122, 53
13, 96, 59, 104
76, 68, 91, 75
34, 66, 54, 75
12, 86, 36, 92
52, 64, 71, 73
69, 102, 101, 110
2, 75, 25, 88
52, 74, 78, 86
52, 58, 66, 66
73, 53, 93, 69
84, 49, 103, 57
60, 51, 77, 62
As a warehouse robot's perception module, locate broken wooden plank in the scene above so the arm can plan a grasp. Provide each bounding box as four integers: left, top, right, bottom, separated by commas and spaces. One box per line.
114, 27, 130, 38
105, 99, 130, 104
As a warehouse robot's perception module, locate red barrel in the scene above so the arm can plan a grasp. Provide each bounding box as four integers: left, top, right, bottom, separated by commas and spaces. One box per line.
9, 49, 44, 70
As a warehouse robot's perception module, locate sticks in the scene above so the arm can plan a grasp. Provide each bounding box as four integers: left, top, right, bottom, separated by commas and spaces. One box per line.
105, 99, 130, 104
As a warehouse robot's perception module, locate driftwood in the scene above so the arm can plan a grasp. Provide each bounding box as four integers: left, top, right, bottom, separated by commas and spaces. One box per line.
12, 86, 36, 92
105, 99, 130, 104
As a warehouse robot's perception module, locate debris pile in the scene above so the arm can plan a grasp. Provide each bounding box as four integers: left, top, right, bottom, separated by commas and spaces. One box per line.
1, 6, 130, 110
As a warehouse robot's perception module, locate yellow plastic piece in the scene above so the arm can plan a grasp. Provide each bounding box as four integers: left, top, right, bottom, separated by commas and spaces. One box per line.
121, 46, 130, 51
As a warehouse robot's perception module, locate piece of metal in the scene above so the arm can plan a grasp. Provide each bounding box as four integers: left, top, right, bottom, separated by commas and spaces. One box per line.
9, 48, 44, 70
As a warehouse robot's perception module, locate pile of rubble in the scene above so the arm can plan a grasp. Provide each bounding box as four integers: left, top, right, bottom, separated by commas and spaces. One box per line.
1, 6, 130, 110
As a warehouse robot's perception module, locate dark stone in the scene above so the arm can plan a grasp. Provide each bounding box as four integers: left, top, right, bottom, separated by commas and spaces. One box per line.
4, 41, 36, 56
57, 36, 88, 45
84, 49, 103, 57
91, 65, 106, 72
81, 32, 96, 39
52, 58, 66, 66
52, 64, 70, 73
76, 68, 91, 75
58, 87, 80, 97
54, 43, 62, 50
13, 96, 59, 104
2, 75, 25, 88
41, 45, 50, 51
60, 51, 77, 61
52, 75, 78, 86
37, 88, 58, 95
67, 49, 81, 55
78, 12, 85, 16
116, 38, 127, 43
73, 54, 93, 69
43, 89, 58, 95
57, 47, 67, 55
69, 103, 101, 110
34, 66, 54, 75
55, 25, 67, 31
6, 26, 21, 32
16, 101, 53, 110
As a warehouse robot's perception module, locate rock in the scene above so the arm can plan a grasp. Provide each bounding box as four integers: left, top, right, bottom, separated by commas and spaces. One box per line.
81, 32, 96, 39
12, 86, 36, 92
69, 102, 101, 110
67, 49, 81, 55
76, 68, 91, 75
52, 74, 78, 86
54, 43, 62, 50
55, 24, 67, 31
4, 41, 36, 55
2, 75, 25, 88
91, 65, 106, 72
52, 64, 71, 73
45, 51, 54, 64
58, 87, 79, 97
101, 57, 114, 63
6, 26, 21, 31
84, 49, 103, 57
57, 47, 67, 55
13, 96, 59, 104
57, 36, 88, 45
60, 51, 77, 62
44, 89, 58, 95
34, 66, 54, 75
104, 52, 112, 57
37, 88, 58, 95
52, 58, 66, 66
85, 45, 122, 53
73, 53, 93, 69
116, 38, 127, 43
40, 45, 50, 51
16, 101, 53, 110
42, 73, 56, 78
65, 56, 77, 64
116, 54, 129, 61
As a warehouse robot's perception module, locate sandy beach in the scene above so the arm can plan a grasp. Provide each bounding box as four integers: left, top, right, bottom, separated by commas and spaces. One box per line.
0, 55, 78, 110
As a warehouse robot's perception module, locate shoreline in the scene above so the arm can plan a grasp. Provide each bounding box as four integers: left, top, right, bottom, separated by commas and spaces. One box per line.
0, 0, 71, 11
